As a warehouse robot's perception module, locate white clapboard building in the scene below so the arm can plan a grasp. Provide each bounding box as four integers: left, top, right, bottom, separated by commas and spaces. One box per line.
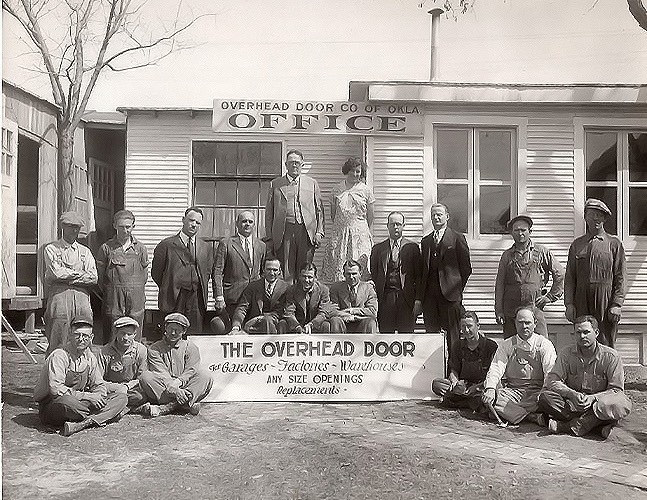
119, 81, 647, 364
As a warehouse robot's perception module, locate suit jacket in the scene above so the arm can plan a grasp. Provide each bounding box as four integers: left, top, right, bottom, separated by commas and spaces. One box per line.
329, 280, 378, 318
151, 233, 214, 312
283, 280, 332, 329
421, 227, 472, 303
265, 174, 325, 248
212, 235, 266, 305
370, 237, 423, 309
231, 278, 289, 329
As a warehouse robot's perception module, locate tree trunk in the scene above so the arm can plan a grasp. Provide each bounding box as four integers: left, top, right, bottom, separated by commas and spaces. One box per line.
57, 121, 75, 215
628, 0, 647, 31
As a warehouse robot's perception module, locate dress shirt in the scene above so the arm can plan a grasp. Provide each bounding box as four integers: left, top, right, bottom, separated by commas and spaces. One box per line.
265, 279, 276, 297
240, 235, 253, 264
433, 226, 447, 244
390, 237, 402, 261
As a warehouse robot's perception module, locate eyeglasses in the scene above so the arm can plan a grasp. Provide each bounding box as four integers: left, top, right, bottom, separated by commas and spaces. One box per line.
286, 161, 302, 166
72, 332, 93, 340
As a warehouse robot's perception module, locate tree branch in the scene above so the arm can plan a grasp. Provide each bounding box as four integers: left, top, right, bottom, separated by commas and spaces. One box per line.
628, 0, 647, 31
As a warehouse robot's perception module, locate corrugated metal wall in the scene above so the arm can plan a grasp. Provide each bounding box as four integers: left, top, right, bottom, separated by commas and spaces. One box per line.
124, 112, 361, 309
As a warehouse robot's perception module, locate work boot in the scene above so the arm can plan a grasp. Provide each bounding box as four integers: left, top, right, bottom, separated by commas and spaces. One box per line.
148, 402, 178, 418
62, 419, 92, 436
187, 402, 201, 416
600, 423, 615, 439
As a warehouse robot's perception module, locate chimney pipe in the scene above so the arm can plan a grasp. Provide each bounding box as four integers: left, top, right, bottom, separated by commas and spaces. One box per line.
428, 8, 443, 81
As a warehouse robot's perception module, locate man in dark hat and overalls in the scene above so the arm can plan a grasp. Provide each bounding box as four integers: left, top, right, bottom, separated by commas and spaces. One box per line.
564, 199, 626, 347
43, 211, 98, 356
495, 214, 564, 338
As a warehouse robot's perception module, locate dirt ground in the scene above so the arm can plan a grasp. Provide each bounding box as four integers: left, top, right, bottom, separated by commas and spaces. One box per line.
2, 345, 647, 500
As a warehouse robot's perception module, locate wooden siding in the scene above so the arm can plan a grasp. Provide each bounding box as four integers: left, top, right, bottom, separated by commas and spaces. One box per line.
124, 112, 361, 309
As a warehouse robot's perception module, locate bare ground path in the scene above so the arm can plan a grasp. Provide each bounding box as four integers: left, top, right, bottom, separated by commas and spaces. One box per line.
3, 347, 647, 500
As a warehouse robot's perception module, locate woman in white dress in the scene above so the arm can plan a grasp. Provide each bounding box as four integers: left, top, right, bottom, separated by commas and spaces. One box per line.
322, 157, 375, 282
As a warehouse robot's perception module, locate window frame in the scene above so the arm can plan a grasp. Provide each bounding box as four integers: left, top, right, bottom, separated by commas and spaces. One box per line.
425, 115, 525, 243
575, 117, 647, 247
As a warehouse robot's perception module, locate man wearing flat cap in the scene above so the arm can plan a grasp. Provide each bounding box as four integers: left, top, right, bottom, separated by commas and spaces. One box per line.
34, 316, 128, 436
139, 313, 213, 417
98, 316, 148, 410
565, 199, 626, 347
43, 211, 98, 356
495, 214, 564, 338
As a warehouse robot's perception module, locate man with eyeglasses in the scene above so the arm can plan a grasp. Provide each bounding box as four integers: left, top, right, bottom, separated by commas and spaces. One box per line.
266, 149, 325, 283
34, 317, 128, 436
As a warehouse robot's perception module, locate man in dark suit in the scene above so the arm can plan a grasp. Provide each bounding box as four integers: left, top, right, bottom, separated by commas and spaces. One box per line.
210, 211, 266, 334
278, 263, 337, 334
266, 149, 325, 283
152, 207, 214, 334
370, 212, 423, 333
329, 260, 378, 333
230, 258, 289, 334
421, 203, 472, 350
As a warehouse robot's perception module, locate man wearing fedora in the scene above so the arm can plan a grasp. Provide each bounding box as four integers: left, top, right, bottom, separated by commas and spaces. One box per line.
43, 211, 98, 356
564, 198, 626, 348
495, 214, 564, 338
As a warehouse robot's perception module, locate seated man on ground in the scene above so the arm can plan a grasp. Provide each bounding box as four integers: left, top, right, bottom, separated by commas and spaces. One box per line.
278, 263, 336, 334
329, 260, 379, 334
139, 313, 213, 417
481, 306, 557, 425
34, 317, 128, 436
230, 258, 289, 334
432, 311, 498, 410
98, 316, 148, 410
539, 315, 631, 439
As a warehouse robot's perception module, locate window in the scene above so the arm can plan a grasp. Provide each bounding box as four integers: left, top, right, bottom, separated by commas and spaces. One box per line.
435, 127, 515, 236
192, 141, 282, 238
585, 130, 647, 237
2, 126, 15, 177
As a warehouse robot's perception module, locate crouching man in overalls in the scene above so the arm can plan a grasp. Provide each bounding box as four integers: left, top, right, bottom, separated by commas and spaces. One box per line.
482, 306, 557, 425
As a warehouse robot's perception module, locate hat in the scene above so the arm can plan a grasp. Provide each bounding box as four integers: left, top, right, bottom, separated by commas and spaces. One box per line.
507, 214, 534, 230
59, 211, 85, 227
164, 313, 190, 328
113, 316, 139, 329
71, 316, 93, 328
584, 198, 612, 217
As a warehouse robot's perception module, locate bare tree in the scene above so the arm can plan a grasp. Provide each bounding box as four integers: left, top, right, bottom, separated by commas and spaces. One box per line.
3, 0, 210, 213
628, 0, 647, 30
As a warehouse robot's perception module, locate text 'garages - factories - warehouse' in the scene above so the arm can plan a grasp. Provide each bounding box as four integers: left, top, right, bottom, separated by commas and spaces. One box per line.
118, 81, 647, 364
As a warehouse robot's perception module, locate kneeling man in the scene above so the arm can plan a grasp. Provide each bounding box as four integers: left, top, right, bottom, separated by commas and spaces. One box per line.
99, 316, 148, 410
482, 306, 557, 425
539, 315, 631, 438
230, 258, 289, 334
432, 311, 498, 409
139, 313, 213, 416
329, 260, 378, 334
34, 317, 127, 436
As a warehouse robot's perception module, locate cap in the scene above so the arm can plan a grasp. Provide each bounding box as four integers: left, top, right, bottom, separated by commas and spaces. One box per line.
59, 211, 85, 227
113, 316, 139, 329
507, 214, 534, 230
164, 312, 190, 328
584, 198, 612, 217
71, 316, 93, 328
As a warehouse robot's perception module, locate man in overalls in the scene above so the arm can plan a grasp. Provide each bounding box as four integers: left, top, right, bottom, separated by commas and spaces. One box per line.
482, 306, 557, 425
495, 214, 564, 338
432, 310, 498, 409
43, 211, 98, 356
97, 210, 149, 343
34, 317, 128, 436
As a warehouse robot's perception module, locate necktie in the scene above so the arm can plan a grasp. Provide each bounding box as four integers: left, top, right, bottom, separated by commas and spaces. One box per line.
391, 240, 399, 262
434, 231, 441, 245
187, 237, 194, 260
265, 282, 272, 299
243, 237, 251, 265
349, 286, 357, 307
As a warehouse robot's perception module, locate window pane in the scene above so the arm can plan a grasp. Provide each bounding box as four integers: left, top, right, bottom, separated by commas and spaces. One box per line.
479, 130, 511, 181
215, 143, 238, 175
480, 186, 510, 234
437, 184, 468, 233
260, 180, 271, 206
193, 142, 216, 174
261, 143, 282, 175
194, 180, 215, 205
16, 211, 38, 245
586, 132, 617, 181
586, 186, 617, 235
630, 187, 647, 235
200, 207, 215, 238
213, 207, 238, 237
238, 181, 260, 206
437, 129, 468, 180
16, 253, 37, 290
215, 180, 237, 206
238, 143, 261, 175
629, 132, 647, 182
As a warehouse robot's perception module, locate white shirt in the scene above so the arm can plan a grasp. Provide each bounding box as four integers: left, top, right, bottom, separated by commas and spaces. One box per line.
265, 279, 276, 296
433, 226, 447, 243
240, 235, 253, 263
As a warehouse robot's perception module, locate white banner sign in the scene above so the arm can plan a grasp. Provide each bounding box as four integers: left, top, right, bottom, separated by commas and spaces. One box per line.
190, 334, 444, 402
212, 100, 423, 135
